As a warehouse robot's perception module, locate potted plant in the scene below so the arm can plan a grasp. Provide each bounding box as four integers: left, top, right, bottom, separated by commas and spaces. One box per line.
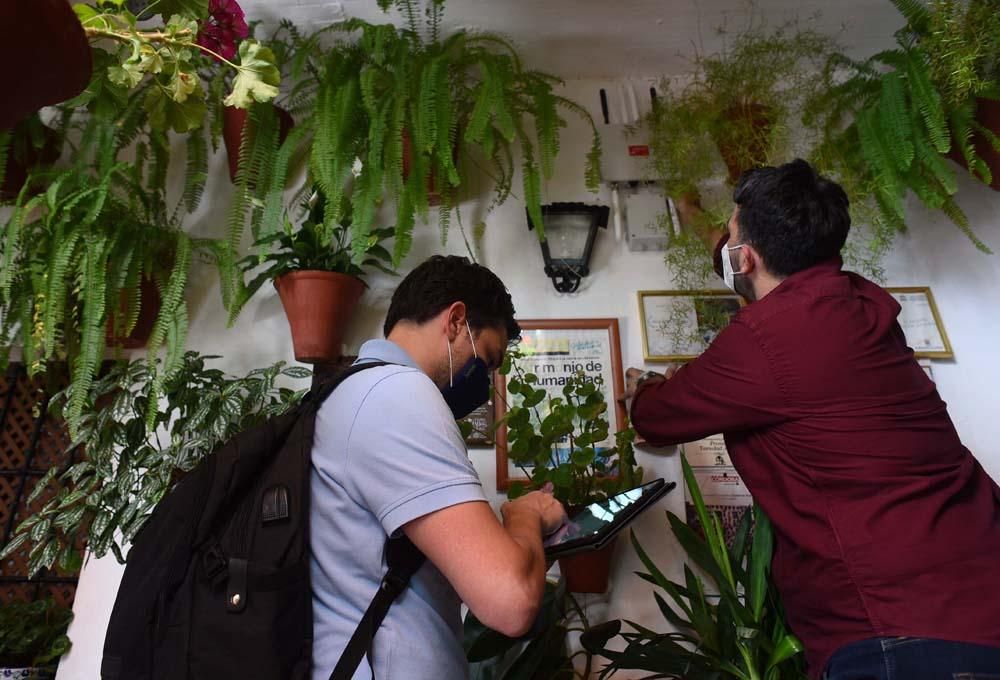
581, 455, 808, 680
0, 352, 310, 573
0, 599, 73, 680
497, 347, 643, 593
224, 1, 602, 304
805, 0, 997, 255
233, 191, 396, 363
899, 0, 1000, 190
642, 19, 837, 291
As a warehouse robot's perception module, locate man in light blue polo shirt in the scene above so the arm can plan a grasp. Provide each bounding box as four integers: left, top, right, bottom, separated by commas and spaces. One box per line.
311, 255, 566, 680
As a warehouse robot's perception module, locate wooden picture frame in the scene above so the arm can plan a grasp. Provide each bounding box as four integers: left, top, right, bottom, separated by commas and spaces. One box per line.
638, 290, 743, 362
494, 318, 626, 491
885, 286, 954, 359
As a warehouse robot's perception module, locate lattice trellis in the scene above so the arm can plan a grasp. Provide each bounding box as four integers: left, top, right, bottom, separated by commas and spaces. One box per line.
0, 364, 79, 609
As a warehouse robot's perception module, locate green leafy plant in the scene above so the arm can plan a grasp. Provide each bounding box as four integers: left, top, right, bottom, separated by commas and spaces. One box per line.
805, 0, 999, 254
0, 599, 73, 671
224, 1, 601, 317
0, 147, 219, 435
465, 579, 575, 680
643, 18, 838, 290
496, 347, 642, 507
581, 455, 806, 680
0, 353, 310, 575
231, 191, 396, 321
73, 0, 279, 132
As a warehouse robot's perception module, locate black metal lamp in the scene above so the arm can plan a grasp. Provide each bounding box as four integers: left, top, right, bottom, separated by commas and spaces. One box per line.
527, 203, 610, 293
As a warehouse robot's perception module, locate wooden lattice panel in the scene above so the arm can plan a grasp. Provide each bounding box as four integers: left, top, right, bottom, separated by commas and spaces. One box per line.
0, 365, 79, 609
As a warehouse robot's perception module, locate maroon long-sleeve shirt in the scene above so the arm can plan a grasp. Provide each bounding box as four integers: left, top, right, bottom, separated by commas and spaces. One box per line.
631, 257, 1000, 676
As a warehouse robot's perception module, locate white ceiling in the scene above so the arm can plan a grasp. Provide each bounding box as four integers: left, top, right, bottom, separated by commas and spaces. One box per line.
241, 0, 905, 78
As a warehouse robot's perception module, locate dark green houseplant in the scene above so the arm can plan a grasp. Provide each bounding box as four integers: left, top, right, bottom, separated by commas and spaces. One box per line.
235, 191, 395, 362
497, 347, 642, 593
641, 19, 837, 290
806, 0, 999, 255
223, 0, 601, 315
0, 599, 73, 678
582, 455, 806, 680
0, 353, 309, 575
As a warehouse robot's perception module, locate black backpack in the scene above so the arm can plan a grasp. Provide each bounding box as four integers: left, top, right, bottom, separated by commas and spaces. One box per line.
101, 361, 425, 680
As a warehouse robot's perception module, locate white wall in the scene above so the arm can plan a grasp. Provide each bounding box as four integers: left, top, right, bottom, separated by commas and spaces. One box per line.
55, 80, 1000, 679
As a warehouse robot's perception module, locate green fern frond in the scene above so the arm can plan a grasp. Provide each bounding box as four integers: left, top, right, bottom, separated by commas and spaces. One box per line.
67, 235, 109, 436
532, 82, 559, 180
891, 0, 932, 35
183, 124, 209, 213
877, 72, 915, 172
903, 49, 949, 154
938, 191, 991, 253
392, 192, 415, 267
147, 231, 191, 363
42, 228, 83, 357
913, 133, 958, 195
260, 126, 307, 241
857, 109, 902, 203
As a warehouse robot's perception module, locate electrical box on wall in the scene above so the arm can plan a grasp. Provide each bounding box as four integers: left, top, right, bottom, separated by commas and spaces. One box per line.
621, 183, 680, 252
594, 78, 660, 183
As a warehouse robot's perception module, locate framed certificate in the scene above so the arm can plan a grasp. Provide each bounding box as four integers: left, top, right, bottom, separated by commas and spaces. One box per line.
885, 287, 953, 359
638, 290, 743, 362
494, 318, 626, 490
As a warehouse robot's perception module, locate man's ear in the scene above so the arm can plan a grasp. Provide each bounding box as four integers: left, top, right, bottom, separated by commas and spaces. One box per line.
444, 301, 468, 341
741, 244, 761, 276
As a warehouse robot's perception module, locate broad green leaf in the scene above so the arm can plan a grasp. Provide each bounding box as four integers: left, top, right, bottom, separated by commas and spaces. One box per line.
224, 42, 281, 109
155, 0, 209, 19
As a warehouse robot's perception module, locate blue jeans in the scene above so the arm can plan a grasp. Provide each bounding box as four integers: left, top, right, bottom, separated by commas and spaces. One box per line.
824, 637, 1000, 680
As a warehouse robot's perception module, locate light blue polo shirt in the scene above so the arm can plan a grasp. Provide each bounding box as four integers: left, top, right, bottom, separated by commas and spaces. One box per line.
310, 339, 487, 680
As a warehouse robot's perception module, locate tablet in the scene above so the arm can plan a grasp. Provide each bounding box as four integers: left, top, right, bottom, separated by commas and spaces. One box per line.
543, 479, 677, 560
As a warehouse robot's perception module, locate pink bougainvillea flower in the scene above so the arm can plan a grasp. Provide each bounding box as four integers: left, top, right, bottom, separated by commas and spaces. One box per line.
196, 0, 249, 62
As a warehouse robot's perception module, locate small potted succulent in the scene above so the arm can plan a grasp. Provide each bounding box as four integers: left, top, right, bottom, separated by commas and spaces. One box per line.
234, 190, 396, 363
498, 347, 643, 593
0, 599, 73, 680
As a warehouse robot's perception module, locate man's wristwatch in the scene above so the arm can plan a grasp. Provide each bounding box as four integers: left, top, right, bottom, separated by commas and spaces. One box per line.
634, 371, 662, 392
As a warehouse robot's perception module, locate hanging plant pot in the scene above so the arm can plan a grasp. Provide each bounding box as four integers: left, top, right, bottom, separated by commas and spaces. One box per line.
274, 270, 366, 364
1, 123, 61, 201
713, 103, 775, 185
558, 539, 617, 594
947, 98, 1000, 192
106, 277, 162, 349
401, 130, 456, 207
222, 104, 295, 183
0, 0, 92, 129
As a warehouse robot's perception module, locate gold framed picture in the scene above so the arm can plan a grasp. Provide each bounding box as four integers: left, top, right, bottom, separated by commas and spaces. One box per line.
494, 318, 626, 490
885, 286, 954, 359
638, 290, 743, 362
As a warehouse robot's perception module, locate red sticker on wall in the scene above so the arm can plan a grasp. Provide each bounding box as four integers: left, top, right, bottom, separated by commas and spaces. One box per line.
628, 145, 650, 157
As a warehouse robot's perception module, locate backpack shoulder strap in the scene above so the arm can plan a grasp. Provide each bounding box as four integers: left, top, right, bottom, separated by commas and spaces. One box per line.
328, 536, 426, 680
308, 360, 390, 407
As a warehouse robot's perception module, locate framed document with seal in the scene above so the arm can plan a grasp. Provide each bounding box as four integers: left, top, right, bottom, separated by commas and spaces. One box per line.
885, 287, 953, 359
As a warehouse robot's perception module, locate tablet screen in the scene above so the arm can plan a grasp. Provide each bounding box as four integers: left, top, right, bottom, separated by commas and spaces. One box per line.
543, 480, 663, 548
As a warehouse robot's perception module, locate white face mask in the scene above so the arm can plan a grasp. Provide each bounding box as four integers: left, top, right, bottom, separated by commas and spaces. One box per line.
721, 242, 745, 293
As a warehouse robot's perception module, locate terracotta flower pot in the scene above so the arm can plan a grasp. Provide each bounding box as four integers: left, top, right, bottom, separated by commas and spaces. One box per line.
274, 270, 366, 364
714, 103, 775, 185
222, 105, 295, 183
558, 538, 617, 594
106, 277, 162, 349
1, 124, 61, 201
947, 98, 1000, 191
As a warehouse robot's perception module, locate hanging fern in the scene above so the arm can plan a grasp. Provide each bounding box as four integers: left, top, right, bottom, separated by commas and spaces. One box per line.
183, 123, 209, 212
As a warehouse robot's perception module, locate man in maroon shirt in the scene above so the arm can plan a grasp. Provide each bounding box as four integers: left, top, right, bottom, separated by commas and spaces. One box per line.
624, 159, 1000, 680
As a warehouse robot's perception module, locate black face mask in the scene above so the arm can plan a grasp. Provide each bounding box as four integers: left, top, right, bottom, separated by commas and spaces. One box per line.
440, 322, 491, 420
